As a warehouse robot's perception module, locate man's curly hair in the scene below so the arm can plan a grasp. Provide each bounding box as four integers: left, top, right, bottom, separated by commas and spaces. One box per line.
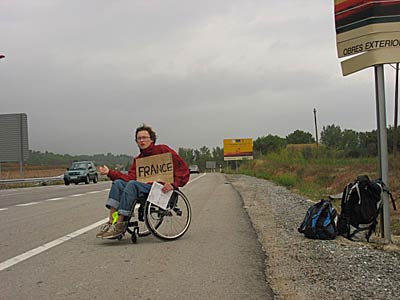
135, 124, 157, 143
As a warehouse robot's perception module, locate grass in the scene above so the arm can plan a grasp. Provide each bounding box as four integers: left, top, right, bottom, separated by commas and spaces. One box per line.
0, 162, 66, 180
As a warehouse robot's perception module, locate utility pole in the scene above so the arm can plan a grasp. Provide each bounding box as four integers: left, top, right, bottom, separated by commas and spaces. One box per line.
394, 63, 399, 157
313, 108, 319, 146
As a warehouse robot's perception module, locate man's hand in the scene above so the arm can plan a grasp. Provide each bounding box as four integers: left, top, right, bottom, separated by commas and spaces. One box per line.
99, 165, 109, 175
161, 183, 174, 193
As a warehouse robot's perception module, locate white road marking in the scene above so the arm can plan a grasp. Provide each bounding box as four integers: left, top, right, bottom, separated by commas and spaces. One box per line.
0, 218, 109, 272
15, 202, 39, 207
45, 197, 65, 202
0, 188, 109, 212
187, 173, 207, 184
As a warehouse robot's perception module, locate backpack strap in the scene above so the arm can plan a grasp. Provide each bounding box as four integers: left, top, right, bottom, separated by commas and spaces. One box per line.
377, 179, 397, 211
389, 192, 397, 211
384, 188, 397, 211
347, 199, 383, 242
347, 220, 377, 242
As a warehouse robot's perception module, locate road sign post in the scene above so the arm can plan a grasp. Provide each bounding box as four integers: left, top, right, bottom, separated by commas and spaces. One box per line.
375, 65, 391, 242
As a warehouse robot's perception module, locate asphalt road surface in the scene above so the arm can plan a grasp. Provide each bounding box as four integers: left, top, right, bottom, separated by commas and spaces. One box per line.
0, 173, 273, 300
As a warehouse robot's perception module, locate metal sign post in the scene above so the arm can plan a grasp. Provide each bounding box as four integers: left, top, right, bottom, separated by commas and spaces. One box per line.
374, 65, 391, 242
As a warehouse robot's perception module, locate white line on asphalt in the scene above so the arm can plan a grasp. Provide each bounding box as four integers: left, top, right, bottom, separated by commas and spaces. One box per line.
188, 173, 207, 184
15, 202, 39, 207
45, 197, 65, 202
87, 191, 101, 194
0, 208, 8, 211
70, 194, 84, 197
0, 218, 108, 272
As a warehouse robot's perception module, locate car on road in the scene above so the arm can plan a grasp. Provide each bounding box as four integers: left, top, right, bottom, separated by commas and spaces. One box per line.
64, 161, 98, 185
189, 165, 200, 174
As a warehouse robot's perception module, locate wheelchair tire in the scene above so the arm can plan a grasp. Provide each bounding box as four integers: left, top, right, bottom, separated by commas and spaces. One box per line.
144, 189, 191, 241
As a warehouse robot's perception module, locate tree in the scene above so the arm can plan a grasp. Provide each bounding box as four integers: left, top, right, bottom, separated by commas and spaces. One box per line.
178, 148, 195, 165
359, 131, 378, 156
286, 130, 315, 144
340, 129, 359, 150
194, 146, 212, 170
253, 134, 286, 156
212, 146, 224, 167
387, 126, 400, 154
320, 124, 342, 148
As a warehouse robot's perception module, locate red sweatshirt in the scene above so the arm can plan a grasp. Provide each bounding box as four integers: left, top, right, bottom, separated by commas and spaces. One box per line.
107, 143, 189, 188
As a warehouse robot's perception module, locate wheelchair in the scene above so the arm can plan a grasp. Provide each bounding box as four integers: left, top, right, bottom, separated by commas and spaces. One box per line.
118, 189, 192, 243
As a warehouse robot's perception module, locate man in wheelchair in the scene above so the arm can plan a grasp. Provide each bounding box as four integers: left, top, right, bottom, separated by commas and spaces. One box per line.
96, 124, 189, 239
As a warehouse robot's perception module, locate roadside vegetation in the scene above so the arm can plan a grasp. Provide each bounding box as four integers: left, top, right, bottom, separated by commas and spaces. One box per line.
231, 147, 400, 235
224, 124, 400, 235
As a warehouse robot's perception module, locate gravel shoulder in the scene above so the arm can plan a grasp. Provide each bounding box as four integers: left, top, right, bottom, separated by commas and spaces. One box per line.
227, 174, 400, 300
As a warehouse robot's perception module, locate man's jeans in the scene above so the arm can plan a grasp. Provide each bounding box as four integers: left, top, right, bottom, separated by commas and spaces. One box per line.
106, 179, 152, 216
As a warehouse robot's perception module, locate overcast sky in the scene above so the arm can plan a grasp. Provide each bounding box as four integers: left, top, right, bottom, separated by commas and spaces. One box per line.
1, 1, 398, 156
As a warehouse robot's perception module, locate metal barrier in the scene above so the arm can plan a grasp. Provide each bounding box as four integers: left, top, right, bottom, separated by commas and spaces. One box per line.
0, 174, 108, 185
0, 175, 64, 185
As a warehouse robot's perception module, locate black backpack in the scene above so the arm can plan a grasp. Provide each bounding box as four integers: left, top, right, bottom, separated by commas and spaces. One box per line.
298, 199, 338, 240
337, 175, 395, 241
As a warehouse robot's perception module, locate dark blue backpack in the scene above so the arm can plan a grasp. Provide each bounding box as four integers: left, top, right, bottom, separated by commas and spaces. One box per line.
298, 199, 337, 240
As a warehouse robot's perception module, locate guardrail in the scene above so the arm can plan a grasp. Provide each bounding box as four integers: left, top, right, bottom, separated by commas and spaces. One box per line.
0, 174, 109, 185
0, 175, 64, 185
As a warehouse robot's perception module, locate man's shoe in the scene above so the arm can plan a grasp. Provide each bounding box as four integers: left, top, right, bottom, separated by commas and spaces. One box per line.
102, 223, 125, 239
96, 222, 111, 238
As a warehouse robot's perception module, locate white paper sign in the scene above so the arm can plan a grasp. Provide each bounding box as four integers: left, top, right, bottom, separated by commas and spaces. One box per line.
147, 182, 173, 210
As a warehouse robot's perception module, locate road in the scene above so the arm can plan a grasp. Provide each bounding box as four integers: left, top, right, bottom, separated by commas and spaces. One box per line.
0, 173, 273, 300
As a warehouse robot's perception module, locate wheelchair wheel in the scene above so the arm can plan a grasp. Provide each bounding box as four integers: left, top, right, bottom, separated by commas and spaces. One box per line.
144, 190, 191, 241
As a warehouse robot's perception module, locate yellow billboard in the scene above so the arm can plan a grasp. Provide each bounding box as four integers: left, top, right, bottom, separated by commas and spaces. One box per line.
223, 138, 253, 161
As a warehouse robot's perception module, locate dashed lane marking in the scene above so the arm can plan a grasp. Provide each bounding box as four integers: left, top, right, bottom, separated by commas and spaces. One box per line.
187, 173, 207, 184
45, 197, 65, 202
15, 202, 39, 207
0, 189, 111, 211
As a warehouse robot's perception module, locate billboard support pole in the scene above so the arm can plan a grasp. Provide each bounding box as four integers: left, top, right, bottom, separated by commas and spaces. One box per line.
19, 114, 25, 178
374, 64, 391, 243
